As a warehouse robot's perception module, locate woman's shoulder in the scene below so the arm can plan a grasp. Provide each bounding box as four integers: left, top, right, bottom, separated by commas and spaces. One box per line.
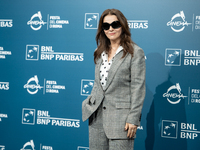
132, 43, 143, 53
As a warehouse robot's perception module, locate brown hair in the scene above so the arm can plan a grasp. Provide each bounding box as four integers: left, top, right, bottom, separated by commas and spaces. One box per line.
94, 9, 134, 63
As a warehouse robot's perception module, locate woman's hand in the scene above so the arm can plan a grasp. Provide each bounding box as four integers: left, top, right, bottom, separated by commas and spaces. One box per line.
125, 123, 138, 138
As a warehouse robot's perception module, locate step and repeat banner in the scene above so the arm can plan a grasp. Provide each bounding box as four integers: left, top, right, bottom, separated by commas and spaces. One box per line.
0, 0, 200, 150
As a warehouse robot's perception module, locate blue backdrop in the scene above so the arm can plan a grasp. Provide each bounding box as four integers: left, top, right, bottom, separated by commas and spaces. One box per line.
0, 0, 200, 149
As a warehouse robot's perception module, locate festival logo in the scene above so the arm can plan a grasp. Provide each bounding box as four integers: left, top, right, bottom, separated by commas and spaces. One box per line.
21, 140, 35, 150
165, 49, 181, 66
161, 120, 178, 139
27, 11, 69, 30
167, 11, 191, 32
187, 88, 200, 104
81, 79, 94, 96
24, 75, 66, 95
128, 20, 148, 29
0, 46, 12, 59
27, 11, 47, 31
195, 16, 200, 29
84, 13, 99, 29
0, 19, 13, 27
24, 75, 43, 94
40, 144, 53, 150
163, 83, 187, 104
0, 113, 8, 122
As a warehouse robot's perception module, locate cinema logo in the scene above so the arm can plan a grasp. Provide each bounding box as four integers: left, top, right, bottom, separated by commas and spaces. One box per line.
0, 19, 13, 27
0, 82, 9, 90
163, 83, 187, 104
24, 75, 43, 94
0, 47, 12, 59
26, 45, 83, 61
27, 11, 69, 31
21, 140, 53, 150
161, 120, 199, 140
167, 11, 200, 32
0, 113, 8, 122
24, 75, 65, 94
22, 108, 80, 128
128, 20, 148, 29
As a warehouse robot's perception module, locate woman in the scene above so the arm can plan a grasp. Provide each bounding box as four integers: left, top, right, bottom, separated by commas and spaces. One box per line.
82, 9, 146, 150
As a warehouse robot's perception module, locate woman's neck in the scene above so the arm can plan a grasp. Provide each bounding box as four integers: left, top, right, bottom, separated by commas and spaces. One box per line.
110, 40, 120, 51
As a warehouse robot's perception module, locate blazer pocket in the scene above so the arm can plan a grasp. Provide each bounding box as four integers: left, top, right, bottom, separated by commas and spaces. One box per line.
116, 102, 131, 109
89, 96, 96, 104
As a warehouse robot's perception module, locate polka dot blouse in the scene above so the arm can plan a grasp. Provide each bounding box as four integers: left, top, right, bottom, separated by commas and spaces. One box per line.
100, 46, 123, 87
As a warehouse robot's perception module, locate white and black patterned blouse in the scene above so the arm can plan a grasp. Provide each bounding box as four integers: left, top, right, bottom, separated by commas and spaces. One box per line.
100, 46, 123, 87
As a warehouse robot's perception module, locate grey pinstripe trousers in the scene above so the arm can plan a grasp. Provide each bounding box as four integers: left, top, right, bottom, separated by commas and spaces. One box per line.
89, 103, 134, 150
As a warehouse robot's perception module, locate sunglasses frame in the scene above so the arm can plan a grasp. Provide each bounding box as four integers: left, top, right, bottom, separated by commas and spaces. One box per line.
102, 21, 122, 30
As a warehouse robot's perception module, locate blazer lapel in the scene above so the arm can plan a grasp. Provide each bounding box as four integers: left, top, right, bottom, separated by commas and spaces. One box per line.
103, 51, 128, 91
95, 58, 103, 90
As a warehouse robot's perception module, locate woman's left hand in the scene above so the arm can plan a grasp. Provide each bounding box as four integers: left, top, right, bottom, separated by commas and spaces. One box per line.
125, 123, 138, 138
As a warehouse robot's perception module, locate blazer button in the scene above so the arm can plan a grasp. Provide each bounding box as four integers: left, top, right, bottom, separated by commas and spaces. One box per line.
103, 106, 106, 110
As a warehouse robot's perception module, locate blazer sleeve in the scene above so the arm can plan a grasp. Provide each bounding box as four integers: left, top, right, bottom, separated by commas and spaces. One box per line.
82, 69, 98, 122
126, 47, 146, 126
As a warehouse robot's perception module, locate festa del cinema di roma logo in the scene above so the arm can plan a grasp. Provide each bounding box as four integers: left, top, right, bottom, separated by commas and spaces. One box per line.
27, 11, 46, 31
27, 11, 69, 31
163, 83, 187, 104
24, 75, 66, 94
24, 75, 43, 94
167, 11, 191, 32
21, 139, 53, 150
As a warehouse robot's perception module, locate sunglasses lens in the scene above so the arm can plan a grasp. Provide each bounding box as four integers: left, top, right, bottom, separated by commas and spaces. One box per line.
102, 23, 110, 30
112, 21, 121, 29
102, 21, 121, 30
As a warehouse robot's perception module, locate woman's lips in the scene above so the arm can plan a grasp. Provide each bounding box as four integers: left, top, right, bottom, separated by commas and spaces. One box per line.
109, 33, 115, 36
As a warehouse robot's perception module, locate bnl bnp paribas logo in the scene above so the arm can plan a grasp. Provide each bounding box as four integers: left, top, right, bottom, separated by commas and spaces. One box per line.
84, 13, 99, 29
165, 48, 200, 66
0, 19, 13, 27
24, 75, 65, 94
163, 83, 187, 104
26, 45, 84, 61
22, 108, 80, 128
167, 10, 200, 32
81, 79, 94, 96
27, 11, 69, 31
161, 120, 199, 140
0, 145, 5, 150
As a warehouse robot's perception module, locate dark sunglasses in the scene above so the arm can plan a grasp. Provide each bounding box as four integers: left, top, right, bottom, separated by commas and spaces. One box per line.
102, 21, 121, 30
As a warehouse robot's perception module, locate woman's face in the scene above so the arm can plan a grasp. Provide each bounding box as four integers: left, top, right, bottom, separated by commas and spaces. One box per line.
103, 15, 122, 43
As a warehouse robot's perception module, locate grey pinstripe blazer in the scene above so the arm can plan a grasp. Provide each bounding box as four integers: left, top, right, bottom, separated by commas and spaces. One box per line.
82, 44, 146, 139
